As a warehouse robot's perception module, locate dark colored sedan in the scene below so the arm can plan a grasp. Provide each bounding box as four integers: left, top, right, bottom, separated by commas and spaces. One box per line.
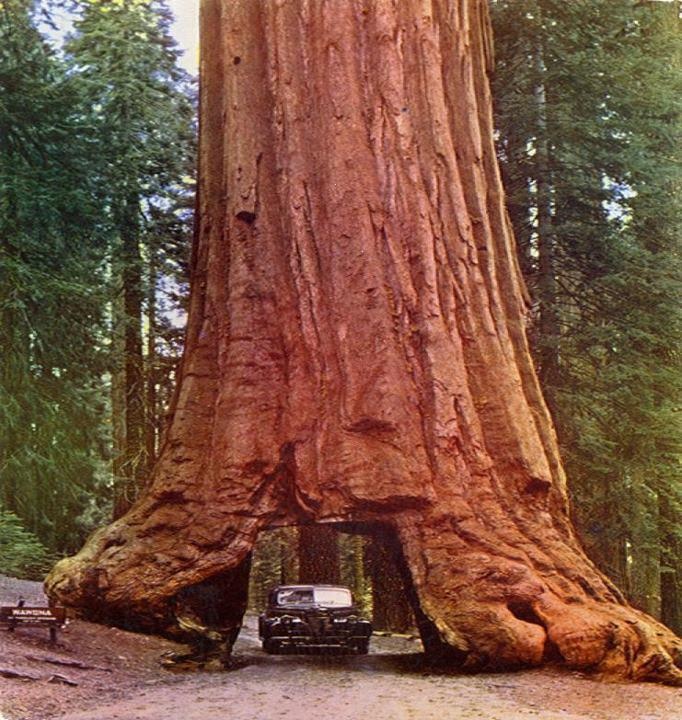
258, 585, 372, 654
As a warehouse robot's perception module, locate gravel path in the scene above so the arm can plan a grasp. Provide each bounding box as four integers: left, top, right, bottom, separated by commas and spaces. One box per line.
54, 634, 680, 720
1, 577, 680, 720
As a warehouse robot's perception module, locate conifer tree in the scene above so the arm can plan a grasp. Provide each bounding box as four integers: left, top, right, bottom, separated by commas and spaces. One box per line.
491, 0, 682, 631
0, 0, 109, 553
66, 0, 194, 517
0, 0, 194, 553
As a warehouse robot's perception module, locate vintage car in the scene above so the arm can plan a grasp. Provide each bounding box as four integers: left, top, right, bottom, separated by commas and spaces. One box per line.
258, 584, 372, 654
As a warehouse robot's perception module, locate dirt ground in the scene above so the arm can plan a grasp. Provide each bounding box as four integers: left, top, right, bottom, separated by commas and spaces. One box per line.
1, 576, 680, 720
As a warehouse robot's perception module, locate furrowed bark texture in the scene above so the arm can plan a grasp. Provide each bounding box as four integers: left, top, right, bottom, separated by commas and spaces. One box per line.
47, 0, 682, 683
298, 525, 341, 584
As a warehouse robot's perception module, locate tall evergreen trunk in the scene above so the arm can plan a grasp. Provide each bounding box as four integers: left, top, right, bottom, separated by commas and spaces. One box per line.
145, 242, 158, 476
47, 0, 682, 683
112, 195, 146, 519
0, 207, 23, 517
350, 534, 367, 610
111, 278, 127, 518
660, 491, 682, 635
627, 480, 662, 619
498, 137, 533, 281
532, 45, 559, 403
0, 330, 21, 517
366, 531, 413, 632
298, 525, 340, 584
278, 529, 298, 584
582, 510, 628, 597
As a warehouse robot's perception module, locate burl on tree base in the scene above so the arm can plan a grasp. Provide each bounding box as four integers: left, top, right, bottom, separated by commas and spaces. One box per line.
46, 0, 682, 683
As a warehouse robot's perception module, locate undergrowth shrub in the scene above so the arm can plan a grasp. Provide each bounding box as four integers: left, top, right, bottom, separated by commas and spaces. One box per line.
0, 509, 54, 580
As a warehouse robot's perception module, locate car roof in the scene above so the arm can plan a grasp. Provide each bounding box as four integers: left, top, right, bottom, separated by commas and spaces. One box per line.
273, 585, 351, 591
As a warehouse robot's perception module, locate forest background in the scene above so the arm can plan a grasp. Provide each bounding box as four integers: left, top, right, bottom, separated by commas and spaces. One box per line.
0, 0, 680, 637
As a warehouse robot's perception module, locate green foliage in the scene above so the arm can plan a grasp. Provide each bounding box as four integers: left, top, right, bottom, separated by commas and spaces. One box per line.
0, 0, 194, 552
249, 528, 299, 610
491, 0, 682, 625
0, 507, 54, 580
66, 0, 196, 242
66, 0, 195, 510
0, 0, 110, 553
339, 532, 372, 616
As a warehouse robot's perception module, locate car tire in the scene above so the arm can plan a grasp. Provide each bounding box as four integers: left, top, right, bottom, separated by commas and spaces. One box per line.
262, 638, 280, 654
352, 639, 369, 655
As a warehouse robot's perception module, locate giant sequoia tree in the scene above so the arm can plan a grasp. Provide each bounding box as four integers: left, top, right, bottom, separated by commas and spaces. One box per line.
46, 0, 682, 683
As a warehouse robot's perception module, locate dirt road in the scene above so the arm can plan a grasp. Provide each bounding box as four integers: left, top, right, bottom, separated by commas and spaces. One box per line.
45, 617, 682, 720
1, 577, 680, 720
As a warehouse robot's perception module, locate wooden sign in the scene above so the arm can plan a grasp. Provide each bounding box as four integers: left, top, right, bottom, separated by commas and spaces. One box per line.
0, 606, 66, 623
0, 605, 67, 643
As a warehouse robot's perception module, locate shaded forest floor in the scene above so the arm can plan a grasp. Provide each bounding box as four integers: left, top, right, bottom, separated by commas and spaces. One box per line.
1, 576, 680, 720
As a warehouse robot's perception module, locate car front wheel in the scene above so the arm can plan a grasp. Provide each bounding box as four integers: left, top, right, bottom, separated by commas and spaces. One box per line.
262, 638, 280, 654
352, 639, 369, 655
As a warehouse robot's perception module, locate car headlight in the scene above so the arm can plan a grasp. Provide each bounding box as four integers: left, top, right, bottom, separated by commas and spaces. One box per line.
278, 615, 304, 625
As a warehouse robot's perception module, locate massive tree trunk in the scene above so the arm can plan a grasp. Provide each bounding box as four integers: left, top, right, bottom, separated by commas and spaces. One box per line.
298, 525, 340, 584
367, 529, 414, 633
46, 0, 682, 683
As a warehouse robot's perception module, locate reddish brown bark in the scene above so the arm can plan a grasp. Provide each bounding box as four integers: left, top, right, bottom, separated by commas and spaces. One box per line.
298, 525, 341, 585
46, 0, 682, 683
366, 530, 414, 633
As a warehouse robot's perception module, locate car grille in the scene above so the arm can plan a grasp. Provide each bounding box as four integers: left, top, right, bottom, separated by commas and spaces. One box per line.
308, 612, 330, 635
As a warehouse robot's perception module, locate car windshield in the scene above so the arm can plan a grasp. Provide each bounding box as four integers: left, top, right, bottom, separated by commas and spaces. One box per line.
276, 588, 314, 605
313, 587, 352, 607
275, 587, 353, 607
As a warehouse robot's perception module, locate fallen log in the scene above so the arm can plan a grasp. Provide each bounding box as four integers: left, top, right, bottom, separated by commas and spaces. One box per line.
0, 666, 41, 681
47, 673, 79, 686
24, 653, 111, 672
